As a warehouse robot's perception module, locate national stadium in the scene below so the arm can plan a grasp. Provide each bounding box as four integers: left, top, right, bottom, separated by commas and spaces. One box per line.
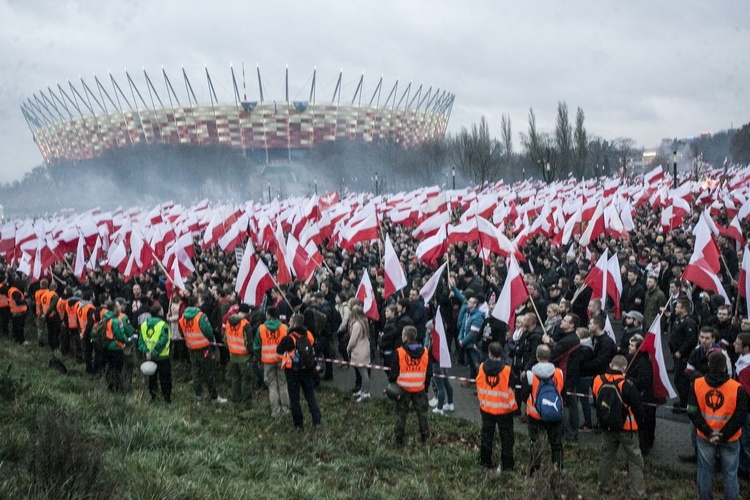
20, 65, 454, 166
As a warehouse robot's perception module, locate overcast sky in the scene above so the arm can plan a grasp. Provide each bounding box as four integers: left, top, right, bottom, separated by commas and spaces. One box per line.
1, 0, 748, 183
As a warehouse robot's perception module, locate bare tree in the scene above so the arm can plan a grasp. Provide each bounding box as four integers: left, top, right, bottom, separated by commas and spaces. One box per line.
573, 107, 588, 179
555, 102, 573, 177
521, 107, 558, 184
448, 116, 502, 187
500, 113, 513, 168
612, 137, 636, 173
587, 136, 612, 177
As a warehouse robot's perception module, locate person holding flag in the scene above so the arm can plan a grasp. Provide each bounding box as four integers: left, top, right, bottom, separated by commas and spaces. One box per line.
429, 311, 454, 416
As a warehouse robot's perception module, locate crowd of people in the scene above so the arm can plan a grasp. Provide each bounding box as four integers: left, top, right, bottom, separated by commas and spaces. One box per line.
1, 178, 750, 498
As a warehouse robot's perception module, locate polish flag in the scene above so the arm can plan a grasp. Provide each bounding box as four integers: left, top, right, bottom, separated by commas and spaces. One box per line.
447, 219, 479, 244
286, 234, 315, 282
682, 217, 730, 304
105, 240, 128, 274
218, 218, 244, 254
74, 235, 86, 281
435, 307, 452, 369
491, 254, 530, 329
604, 316, 616, 343
341, 212, 379, 250
273, 221, 293, 286
384, 234, 408, 298
579, 200, 605, 247
738, 245, 750, 319
0, 222, 15, 261
236, 242, 275, 307
719, 214, 746, 246
584, 249, 609, 304
607, 253, 623, 319
419, 262, 448, 303
170, 256, 187, 292
638, 314, 678, 399
415, 225, 448, 268
476, 216, 524, 263
355, 271, 380, 321
643, 165, 665, 185
413, 209, 450, 240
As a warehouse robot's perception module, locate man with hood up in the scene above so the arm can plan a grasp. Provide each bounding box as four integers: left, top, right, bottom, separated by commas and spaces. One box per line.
253, 306, 290, 416
476, 341, 518, 471
389, 325, 433, 446
519, 344, 564, 472
225, 303, 254, 409
179, 295, 227, 404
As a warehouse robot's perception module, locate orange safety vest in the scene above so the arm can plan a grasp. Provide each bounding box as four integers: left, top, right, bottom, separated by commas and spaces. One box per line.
396, 347, 429, 393
105, 316, 125, 349
476, 363, 518, 415
77, 303, 96, 339
67, 300, 80, 330
526, 368, 565, 421
225, 318, 250, 356
8, 287, 27, 315
592, 373, 638, 432
35, 288, 47, 316
281, 330, 316, 370
179, 312, 210, 350
258, 323, 287, 364
42, 289, 55, 315
57, 297, 68, 323
694, 377, 742, 442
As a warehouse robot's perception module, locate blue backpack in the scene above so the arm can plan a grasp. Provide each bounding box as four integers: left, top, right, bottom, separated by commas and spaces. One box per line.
535, 377, 563, 422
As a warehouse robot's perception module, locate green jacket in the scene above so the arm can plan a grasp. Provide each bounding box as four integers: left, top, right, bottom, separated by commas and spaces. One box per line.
253, 319, 282, 358
138, 317, 170, 359
643, 287, 666, 331
182, 306, 215, 342
101, 310, 129, 351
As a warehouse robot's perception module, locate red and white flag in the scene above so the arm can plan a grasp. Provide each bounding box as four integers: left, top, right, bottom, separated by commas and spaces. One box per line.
74, 235, 86, 281
739, 245, 750, 319
355, 271, 380, 321
416, 225, 448, 268
384, 234, 407, 298
682, 217, 730, 304
719, 214, 746, 246
435, 307, 452, 369
419, 262, 448, 303
639, 314, 678, 399
579, 200, 604, 247
235, 242, 275, 307
606, 253, 623, 319
643, 165, 665, 185
491, 254, 530, 328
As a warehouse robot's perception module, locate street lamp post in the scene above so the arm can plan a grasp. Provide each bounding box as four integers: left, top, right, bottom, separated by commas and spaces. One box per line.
314, 177, 318, 196
452, 166, 456, 189
673, 150, 678, 189
375, 172, 379, 196
267, 180, 271, 203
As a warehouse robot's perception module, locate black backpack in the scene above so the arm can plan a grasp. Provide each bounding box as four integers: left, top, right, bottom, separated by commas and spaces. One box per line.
595, 375, 628, 430
292, 333, 317, 371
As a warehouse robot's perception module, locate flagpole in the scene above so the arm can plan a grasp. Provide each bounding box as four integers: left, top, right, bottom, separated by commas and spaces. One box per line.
570, 283, 589, 304
528, 295, 549, 338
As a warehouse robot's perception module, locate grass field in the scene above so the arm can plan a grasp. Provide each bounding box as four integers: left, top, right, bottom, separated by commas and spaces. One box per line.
0, 336, 697, 499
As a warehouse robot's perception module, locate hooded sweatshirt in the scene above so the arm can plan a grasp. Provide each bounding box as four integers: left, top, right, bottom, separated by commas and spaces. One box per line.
253, 318, 283, 358
688, 370, 748, 443
182, 306, 215, 342
388, 342, 433, 390
226, 313, 253, 363
101, 310, 128, 351
519, 361, 558, 403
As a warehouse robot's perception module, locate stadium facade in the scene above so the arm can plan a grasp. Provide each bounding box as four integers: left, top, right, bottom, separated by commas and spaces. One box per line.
21, 66, 454, 165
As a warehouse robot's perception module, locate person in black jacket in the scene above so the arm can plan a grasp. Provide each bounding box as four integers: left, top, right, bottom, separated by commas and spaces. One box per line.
688, 351, 748, 500
378, 304, 399, 369
276, 313, 322, 430
626, 334, 656, 455
580, 315, 617, 378
548, 313, 581, 442
669, 298, 698, 412
620, 268, 646, 314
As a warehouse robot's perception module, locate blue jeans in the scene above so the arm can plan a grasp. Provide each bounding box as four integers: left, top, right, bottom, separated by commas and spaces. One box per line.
696, 436, 739, 500
432, 363, 453, 409
740, 414, 750, 474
